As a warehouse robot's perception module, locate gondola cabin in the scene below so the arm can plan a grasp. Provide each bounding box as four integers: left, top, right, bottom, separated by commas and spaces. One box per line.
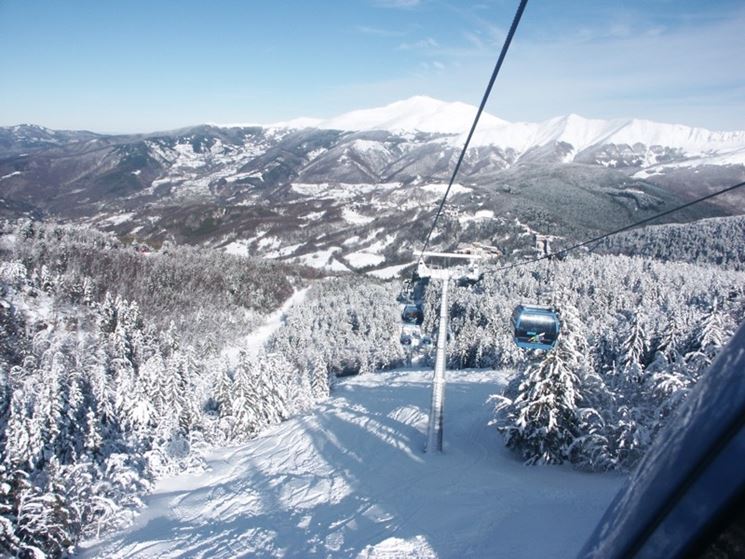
401, 304, 423, 325
511, 304, 560, 351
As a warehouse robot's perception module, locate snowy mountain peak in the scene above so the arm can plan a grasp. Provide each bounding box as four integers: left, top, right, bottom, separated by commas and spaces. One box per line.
312, 96, 508, 135
260, 96, 745, 158
468, 111, 745, 155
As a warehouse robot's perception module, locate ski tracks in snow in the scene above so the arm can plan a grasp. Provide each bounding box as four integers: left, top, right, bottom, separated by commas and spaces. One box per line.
80, 369, 624, 559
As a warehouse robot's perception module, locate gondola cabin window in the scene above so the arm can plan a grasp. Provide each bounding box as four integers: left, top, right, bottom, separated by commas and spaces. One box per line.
511, 304, 561, 351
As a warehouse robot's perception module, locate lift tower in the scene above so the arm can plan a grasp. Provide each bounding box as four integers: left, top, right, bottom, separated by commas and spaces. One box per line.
419, 251, 485, 453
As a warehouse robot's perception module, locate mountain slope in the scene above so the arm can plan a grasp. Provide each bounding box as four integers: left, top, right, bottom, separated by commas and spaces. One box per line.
1, 97, 743, 275
80, 369, 623, 559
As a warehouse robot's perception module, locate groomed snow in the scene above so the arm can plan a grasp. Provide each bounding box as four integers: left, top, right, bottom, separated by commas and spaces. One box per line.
82, 369, 624, 559
222, 287, 310, 365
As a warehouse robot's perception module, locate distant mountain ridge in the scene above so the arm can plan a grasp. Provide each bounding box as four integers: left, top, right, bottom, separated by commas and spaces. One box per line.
1, 97, 744, 275
264, 96, 745, 160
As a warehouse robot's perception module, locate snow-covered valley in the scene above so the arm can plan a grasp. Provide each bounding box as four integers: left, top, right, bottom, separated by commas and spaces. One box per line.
80, 369, 624, 559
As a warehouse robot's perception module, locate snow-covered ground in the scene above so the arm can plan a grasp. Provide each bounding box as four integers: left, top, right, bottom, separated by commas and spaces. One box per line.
222, 287, 310, 365
81, 369, 625, 558
368, 261, 415, 279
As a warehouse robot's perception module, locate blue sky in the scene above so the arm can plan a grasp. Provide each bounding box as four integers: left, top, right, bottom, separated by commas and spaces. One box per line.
1, 0, 743, 132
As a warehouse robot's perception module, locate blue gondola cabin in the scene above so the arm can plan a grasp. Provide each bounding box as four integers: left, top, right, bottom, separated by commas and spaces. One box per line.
401, 304, 424, 325
511, 304, 561, 351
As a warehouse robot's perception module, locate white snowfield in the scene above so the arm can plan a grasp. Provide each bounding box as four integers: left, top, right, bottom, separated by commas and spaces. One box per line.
261, 95, 745, 156
81, 369, 624, 559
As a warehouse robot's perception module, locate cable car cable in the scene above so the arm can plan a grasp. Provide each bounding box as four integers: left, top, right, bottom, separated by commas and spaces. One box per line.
417, 0, 529, 265
493, 178, 745, 274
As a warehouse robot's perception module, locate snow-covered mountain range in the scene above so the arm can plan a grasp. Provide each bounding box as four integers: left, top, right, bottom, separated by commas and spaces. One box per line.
1, 97, 744, 275
299, 96, 745, 148
267, 96, 745, 164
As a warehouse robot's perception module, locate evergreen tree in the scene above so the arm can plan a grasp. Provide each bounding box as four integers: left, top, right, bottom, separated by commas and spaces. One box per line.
619, 314, 648, 370
310, 355, 330, 401
496, 302, 585, 465
687, 302, 729, 367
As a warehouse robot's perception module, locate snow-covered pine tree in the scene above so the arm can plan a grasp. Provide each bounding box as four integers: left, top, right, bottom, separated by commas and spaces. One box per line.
213, 361, 234, 418
656, 310, 688, 361
97, 292, 118, 335
496, 302, 585, 465
686, 301, 730, 369
310, 354, 330, 401
620, 313, 649, 371
83, 407, 103, 459
612, 404, 651, 469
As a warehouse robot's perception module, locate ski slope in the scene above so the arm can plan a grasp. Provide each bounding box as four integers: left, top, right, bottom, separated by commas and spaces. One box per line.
81, 369, 624, 558
222, 287, 309, 365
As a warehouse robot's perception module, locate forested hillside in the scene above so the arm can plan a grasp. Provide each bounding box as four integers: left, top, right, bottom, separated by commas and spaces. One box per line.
0, 222, 326, 557
8, 221, 322, 346
269, 247, 745, 472
597, 214, 745, 270
1, 218, 744, 557
268, 278, 406, 376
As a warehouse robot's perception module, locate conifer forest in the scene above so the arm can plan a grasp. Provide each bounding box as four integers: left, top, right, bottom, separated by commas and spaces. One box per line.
1, 215, 743, 556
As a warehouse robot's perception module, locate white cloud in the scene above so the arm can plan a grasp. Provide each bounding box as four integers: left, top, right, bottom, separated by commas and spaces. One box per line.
373, 0, 421, 8
354, 25, 406, 37
398, 37, 438, 50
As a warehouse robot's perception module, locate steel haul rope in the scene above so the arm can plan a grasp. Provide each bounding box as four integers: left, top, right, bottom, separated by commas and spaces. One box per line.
494, 179, 745, 273
417, 0, 529, 265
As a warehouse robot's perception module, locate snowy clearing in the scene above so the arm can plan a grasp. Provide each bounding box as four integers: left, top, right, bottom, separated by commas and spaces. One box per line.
293, 247, 348, 271
99, 213, 135, 226
345, 251, 386, 268
421, 183, 471, 196
458, 209, 495, 224
341, 207, 375, 225
223, 239, 252, 257
222, 287, 310, 365
291, 182, 400, 200
82, 369, 624, 559
368, 261, 416, 279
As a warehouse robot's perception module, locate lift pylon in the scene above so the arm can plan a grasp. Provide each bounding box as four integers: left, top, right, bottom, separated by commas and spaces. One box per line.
419, 250, 490, 453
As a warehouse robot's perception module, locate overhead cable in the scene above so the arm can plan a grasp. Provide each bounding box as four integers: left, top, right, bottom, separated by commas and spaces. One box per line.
417, 0, 529, 264
492, 179, 745, 273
